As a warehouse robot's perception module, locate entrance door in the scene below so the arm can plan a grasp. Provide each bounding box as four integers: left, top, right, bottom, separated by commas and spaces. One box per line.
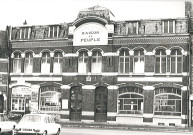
95, 87, 108, 122
70, 86, 82, 121
0, 95, 4, 113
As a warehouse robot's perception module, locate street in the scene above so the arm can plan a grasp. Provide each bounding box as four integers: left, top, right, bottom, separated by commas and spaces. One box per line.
60, 127, 193, 135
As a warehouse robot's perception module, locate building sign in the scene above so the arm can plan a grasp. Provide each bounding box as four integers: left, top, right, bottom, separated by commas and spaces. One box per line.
12, 86, 31, 96
73, 22, 108, 46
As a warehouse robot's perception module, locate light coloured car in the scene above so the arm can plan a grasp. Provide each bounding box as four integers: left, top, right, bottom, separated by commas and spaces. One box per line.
14, 113, 61, 135
0, 113, 17, 135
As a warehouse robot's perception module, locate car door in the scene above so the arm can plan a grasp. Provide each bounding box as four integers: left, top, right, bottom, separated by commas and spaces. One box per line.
44, 116, 57, 135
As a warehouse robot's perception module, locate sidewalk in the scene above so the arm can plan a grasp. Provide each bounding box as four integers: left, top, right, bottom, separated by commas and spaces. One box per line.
58, 120, 193, 133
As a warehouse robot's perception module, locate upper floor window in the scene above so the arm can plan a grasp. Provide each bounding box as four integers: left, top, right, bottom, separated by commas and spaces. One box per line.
155, 49, 166, 74
127, 22, 138, 35
49, 26, 59, 38
162, 20, 175, 33
53, 52, 63, 74
24, 52, 33, 74
21, 27, 30, 39
41, 52, 50, 74
171, 49, 182, 74
78, 51, 88, 74
119, 50, 129, 74
92, 51, 102, 73
13, 53, 22, 73
134, 49, 144, 73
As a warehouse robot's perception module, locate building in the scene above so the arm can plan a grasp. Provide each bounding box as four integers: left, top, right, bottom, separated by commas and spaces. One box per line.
6, 5, 190, 127
0, 30, 9, 113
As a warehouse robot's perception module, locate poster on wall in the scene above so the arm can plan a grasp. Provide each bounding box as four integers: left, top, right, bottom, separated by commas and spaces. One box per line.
62, 99, 68, 109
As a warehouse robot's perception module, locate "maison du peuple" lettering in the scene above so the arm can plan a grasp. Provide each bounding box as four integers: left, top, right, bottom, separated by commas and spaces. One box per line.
81, 31, 100, 42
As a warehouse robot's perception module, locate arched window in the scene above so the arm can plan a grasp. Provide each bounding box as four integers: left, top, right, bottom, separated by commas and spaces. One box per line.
118, 86, 143, 114
53, 52, 63, 74
91, 51, 102, 73
119, 50, 129, 73
171, 49, 182, 73
134, 49, 144, 73
24, 52, 33, 74
40, 86, 61, 111
41, 52, 50, 74
154, 87, 181, 116
78, 51, 88, 74
13, 53, 22, 73
155, 49, 166, 73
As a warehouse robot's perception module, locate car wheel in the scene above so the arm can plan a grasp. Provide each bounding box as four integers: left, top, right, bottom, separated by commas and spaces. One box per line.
42, 130, 47, 135
56, 129, 60, 135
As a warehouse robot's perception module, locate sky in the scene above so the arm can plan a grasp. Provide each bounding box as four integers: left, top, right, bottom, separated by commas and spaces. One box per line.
0, 0, 186, 30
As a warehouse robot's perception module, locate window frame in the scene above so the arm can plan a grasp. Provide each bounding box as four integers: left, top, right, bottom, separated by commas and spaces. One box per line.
170, 49, 183, 74
13, 53, 22, 73
53, 52, 63, 74
78, 51, 89, 74
24, 52, 33, 74
41, 52, 51, 74
155, 49, 167, 74
162, 20, 175, 34
133, 49, 145, 74
119, 50, 130, 74
91, 51, 102, 74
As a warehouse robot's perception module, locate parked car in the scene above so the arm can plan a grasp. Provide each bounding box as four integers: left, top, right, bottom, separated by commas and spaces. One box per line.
0, 113, 17, 135
7, 112, 22, 120
14, 113, 61, 135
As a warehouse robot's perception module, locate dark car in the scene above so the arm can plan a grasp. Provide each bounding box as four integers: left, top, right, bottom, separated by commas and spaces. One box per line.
7, 112, 22, 120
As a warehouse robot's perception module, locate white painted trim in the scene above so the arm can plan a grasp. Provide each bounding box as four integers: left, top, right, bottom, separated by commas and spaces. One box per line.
82, 111, 94, 116
190, 94, 193, 100
129, 50, 134, 56
143, 113, 153, 118
0, 72, 8, 75
33, 54, 41, 58
102, 73, 118, 76
107, 112, 117, 117
82, 85, 96, 90
9, 82, 32, 88
144, 72, 154, 76
103, 52, 119, 56
11, 77, 62, 81
62, 73, 78, 76
118, 77, 182, 82
107, 85, 118, 90
0, 59, 8, 62
61, 85, 71, 89
63, 53, 78, 57
143, 86, 155, 91
181, 86, 187, 91
61, 110, 70, 115
181, 115, 187, 119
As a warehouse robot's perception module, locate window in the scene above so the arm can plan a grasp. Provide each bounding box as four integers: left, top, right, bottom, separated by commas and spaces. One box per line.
11, 97, 25, 111
24, 52, 33, 74
21, 27, 30, 39
119, 50, 129, 73
155, 49, 166, 73
13, 53, 22, 73
171, 49, 182, 74
127, 22, 138, 35
134, 49, 144, 73
163, 20, 175, 33
78, 51, 88, 74
49, 25, 59, 38
118, 87, 143, 114
154, 87, 181, 116
40, 91, 61, 111
53, 52, 63, 74
91, 51, 102, 73
41, 52, 50, 74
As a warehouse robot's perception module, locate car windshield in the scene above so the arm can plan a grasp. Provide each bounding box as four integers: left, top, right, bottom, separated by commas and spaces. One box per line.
0, 114, 7, 121
20, 115, 41, 123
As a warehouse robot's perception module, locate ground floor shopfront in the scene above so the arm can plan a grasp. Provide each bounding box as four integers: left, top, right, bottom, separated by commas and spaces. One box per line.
8, 76, 188, 127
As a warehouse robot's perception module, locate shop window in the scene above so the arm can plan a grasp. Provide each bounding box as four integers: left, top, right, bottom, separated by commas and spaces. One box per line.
24, 52, 33, 74
13, 53, 22, 73
53, 52, 63, 74
127, 22, 138, 35
91, 51, 102, 74
119, 50, 130, 74
41, 52, 50, 74
133, 49, 144, 73
40, 91, 61, 111
49, 25, 59, 38
155, 49, 166, 73
11, 97, 25, 111
78, 51, 88, 74
154, 87, 181, 116
162, 20, 175, 33
171, 49, 182, 74
118, 87, 143, 114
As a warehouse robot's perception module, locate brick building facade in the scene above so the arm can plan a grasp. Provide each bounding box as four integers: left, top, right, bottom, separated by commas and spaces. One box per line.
5, 5, 191, 127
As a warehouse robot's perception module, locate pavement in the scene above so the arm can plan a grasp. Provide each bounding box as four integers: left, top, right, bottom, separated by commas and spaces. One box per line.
58, 121, 193, 133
